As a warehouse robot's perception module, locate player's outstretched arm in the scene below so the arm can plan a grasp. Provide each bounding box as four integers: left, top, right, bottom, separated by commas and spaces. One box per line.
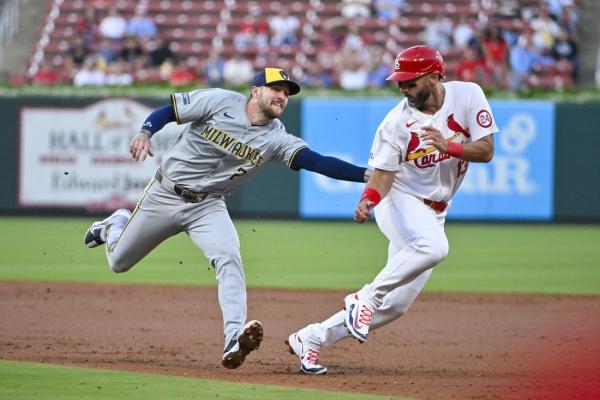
129, 104, 177, 162
290, 147, 369, 182
354, 169, 395, 223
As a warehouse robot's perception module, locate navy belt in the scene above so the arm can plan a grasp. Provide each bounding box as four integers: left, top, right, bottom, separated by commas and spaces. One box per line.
155, 170, 209, 203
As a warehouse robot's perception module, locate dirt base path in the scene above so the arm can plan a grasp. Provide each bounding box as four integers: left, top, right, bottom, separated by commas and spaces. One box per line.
1, 282, 599, 399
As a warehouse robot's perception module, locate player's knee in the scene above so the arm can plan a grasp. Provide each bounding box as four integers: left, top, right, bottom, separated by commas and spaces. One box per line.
431, 235, 449, 264
210, 247, 242, 269
107, 254, 134, 273
420, 234, 449, 265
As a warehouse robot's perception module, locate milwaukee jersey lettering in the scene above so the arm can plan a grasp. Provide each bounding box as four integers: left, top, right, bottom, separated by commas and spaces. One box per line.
161, 88, 306, 194
369, 81, 498, 202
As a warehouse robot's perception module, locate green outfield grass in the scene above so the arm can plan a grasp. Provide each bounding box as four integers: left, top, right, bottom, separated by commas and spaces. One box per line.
0, 217, 598, 294
1, 217, 598, 400
0, 360, 404, 400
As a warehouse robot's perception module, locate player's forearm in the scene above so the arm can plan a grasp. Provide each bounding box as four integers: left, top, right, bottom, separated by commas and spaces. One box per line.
140, 104, 177, 136
291, 148, 368, 182
449, 135, 494, 163
366, 169, 396, 199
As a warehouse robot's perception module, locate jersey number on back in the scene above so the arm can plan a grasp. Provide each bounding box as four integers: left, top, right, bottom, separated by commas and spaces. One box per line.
229, 167, 248, 180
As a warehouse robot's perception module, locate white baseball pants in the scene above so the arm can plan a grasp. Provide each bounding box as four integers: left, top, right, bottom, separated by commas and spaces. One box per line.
319, 191, 448, 346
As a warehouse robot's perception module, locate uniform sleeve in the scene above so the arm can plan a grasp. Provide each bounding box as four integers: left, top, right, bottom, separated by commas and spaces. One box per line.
170, 88, 225, 124
369, 118, 402, 172
271, 130, 309, 167
467, 83, 499, 141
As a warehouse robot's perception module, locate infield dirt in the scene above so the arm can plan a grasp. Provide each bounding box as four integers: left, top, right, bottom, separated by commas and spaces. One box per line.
1, 281, 599, 400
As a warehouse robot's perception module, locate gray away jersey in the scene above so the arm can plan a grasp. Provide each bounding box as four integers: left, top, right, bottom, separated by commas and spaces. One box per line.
161, 88, 307, 195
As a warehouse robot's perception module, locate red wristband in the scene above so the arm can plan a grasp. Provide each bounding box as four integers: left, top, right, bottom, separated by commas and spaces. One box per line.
446, 142, 464, 158
360, 188, 382, 208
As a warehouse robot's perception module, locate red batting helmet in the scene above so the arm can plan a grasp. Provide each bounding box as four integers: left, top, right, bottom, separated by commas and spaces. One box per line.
386, 45, 445, 82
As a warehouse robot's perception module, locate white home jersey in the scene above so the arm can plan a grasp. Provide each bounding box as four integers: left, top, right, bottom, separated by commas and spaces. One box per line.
369, 81, 498, 202
162, 88, 307, 195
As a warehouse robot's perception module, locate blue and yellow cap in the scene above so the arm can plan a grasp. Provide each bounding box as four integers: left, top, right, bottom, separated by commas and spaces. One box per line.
250, 67, 301, 95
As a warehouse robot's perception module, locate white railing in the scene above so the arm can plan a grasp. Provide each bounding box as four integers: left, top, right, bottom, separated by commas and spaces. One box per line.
0, 0, 20, 68
27, 0, 62, 78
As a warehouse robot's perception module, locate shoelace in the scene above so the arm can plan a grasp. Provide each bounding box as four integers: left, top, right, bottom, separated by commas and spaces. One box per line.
306, 348, 320, 365
358, 305, 373, 326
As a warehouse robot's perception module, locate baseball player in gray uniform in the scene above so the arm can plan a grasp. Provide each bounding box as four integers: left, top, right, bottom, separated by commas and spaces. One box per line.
83, 67, 370, 369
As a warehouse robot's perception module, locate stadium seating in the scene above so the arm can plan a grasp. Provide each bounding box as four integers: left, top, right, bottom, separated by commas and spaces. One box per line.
27, 0, 576, 89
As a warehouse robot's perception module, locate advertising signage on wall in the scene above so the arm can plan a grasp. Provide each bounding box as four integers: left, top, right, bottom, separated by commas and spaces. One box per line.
19, 99, 183, 210
300, 98, 555, 221
451, 101, 555, 220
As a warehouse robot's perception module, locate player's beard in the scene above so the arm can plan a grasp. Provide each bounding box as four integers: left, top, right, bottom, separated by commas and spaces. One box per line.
406, 86, 431, 109
259, 98, 285, 119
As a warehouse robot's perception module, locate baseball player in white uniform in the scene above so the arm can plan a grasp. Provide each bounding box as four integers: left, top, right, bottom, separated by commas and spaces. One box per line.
83, 67, 370, 370
287, 45, 498, 374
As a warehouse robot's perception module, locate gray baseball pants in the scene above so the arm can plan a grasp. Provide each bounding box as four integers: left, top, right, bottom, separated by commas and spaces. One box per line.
103, 178, 246, 345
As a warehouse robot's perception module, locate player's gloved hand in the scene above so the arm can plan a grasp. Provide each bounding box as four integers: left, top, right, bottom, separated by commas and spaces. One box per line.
364, 168, 373, 182
130, 130, 154, 161
354, 198, 374, 223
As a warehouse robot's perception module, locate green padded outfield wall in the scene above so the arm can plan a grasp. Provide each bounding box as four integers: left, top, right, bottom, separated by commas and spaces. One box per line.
554, 102, 600, 221
0, 96, 20, 209
0, 96, 300, 217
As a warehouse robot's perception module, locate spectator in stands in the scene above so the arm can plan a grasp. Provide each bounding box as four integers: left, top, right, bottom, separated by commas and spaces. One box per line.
341, 23, 366, 51
159, 59, 175, 81
338, 49, 369, 90
552, 28, 578, 79
556, 1, 578, 35
544, 0, 572, 19
373, 0, 404, 20
341, 0, 372, 18
367, 46, 389, 88
69, 37, 90, 67
96, 38, 120, 64
453, 15, 476, 49
105, 59, 133, 86
497, 0, 520, 19
320, 18, 348, 52
508, 31, 554, 90
269, 7, 300, 46
203, 50, 226, 86
169, 60, 197, 86
234, 13, 270, 50
456, 46, 490, 84
148, 37, 175, 68
120, 36, 146, 69
423, 16, 453, 52
73, 56, 106, 86
481, 25, 509, 88
530, 5, 561, 53
98, 6, 128, 41
301, 62, 334, 88
223, 53, 254, 87
126, 7, 157, 40
32, 66, 62, 85
76, 7, 100, 48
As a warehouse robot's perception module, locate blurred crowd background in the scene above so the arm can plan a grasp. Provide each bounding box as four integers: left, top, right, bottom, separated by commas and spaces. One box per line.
0, 0, 593, 92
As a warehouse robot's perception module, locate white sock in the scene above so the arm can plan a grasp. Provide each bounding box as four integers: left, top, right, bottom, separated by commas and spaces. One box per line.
319, 310, 350, 346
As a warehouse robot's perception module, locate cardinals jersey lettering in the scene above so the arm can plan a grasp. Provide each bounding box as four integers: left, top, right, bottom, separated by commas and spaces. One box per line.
369, 81, 498, 202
